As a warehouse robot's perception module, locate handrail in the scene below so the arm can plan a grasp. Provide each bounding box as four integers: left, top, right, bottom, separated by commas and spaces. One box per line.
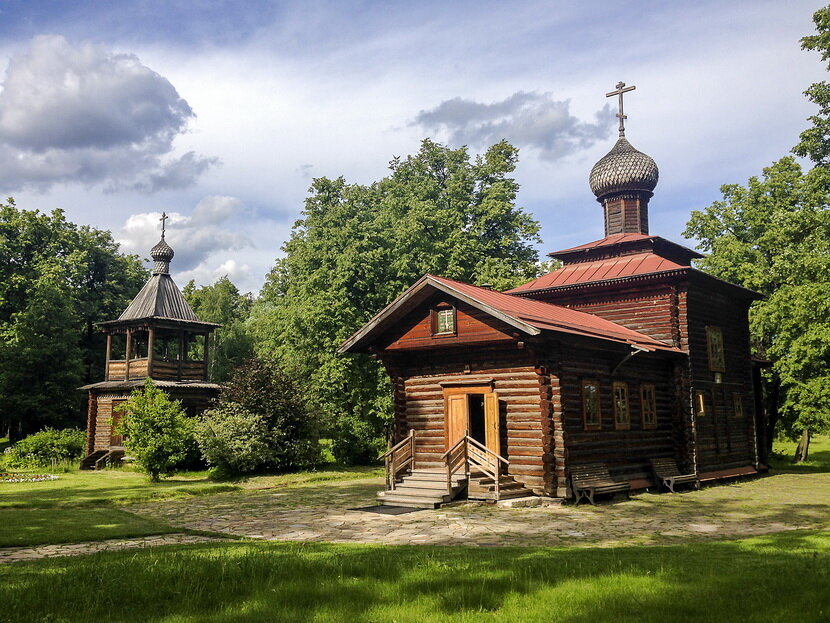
379, 429, 414, 460
381, 430, 415, 491
443, 434, 510, 497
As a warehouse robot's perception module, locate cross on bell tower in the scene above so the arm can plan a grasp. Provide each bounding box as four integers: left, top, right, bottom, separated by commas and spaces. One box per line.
159, 212, 169, 239
606, 81, 636, 138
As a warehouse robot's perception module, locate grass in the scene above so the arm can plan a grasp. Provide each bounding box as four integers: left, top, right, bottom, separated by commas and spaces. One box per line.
0, 507, 177, 548
0, 465, 382, 547
770, 435, 830, 473
0, 530, 827, 622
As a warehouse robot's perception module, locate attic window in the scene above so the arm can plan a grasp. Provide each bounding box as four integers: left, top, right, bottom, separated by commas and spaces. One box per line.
434, 307, 456, 335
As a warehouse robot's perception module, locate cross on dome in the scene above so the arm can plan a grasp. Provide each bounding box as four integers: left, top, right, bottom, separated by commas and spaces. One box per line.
159, 211, 169, 238
606, 81, 636, 137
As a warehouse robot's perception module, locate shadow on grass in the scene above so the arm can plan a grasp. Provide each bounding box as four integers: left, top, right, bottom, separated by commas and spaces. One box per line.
769, 449, 830, 474
1, 531, 828, 622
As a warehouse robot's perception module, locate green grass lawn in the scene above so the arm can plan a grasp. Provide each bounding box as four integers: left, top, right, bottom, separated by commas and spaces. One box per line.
0, 507, 177, 548
0, 466, 382, 547
1, 530, 827, 623
770, 435, 830, 473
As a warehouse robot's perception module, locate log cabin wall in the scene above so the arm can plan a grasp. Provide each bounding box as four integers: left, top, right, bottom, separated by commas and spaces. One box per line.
91, 392, 129, 451
386, 348, 550, 494
686, 283, 757, 473
552, 344, 681, 486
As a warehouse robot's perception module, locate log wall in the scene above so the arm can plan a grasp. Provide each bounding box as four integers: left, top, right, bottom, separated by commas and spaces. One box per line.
390, 348, 549, 494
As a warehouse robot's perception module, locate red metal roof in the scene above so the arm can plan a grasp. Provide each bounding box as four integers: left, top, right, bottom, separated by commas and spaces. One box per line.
553, 233, 656, 254
507, 252, 687, 293
429, 275, 678, 351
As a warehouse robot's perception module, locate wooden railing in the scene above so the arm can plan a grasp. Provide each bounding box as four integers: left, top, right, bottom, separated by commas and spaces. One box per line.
442, 433, 509, 496
379, 430, 415, 490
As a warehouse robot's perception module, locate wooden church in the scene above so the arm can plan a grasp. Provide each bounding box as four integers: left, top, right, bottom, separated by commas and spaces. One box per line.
80, 217, 221, 469
341, 83, 766, 506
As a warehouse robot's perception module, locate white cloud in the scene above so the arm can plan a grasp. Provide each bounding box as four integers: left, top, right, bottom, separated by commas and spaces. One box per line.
0, 35, 216, 193
176, 259, 253, 291
412, 92, 615, 161
117, 195, 251, 271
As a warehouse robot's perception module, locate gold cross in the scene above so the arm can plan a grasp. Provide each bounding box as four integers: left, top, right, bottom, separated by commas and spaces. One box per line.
606, 81, 636, 137
160, 212, 168, 238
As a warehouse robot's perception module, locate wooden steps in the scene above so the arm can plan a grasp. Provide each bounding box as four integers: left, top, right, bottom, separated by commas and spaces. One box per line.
377, 469, 467, 508
80, 450, 107, 470
80, 449, 124, 470
467, 472, 535, 501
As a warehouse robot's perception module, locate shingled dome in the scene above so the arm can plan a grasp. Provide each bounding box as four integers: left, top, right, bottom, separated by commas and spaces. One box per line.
589, 137, 659, 199
151, 237, 175, 275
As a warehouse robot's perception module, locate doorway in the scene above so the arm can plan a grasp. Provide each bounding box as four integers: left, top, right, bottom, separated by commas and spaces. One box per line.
444, 386, 500, 456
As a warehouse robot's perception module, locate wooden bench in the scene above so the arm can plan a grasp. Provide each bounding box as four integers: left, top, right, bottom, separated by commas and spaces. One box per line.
570, 463, 631, 505
650, 458, 700, 493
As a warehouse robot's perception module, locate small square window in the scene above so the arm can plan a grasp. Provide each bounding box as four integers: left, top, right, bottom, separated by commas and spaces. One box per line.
732, 393, 744, 418
641, 384, 657, 429
582, 380, 601, 431
434, 308, 456, 335
613, 382, 630, 430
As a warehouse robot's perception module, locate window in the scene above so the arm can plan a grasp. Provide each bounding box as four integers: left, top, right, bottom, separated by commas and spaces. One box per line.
732, 393, 744, 418
706, 326, 725, 372
581, 380, 601, 430
694, 390, 707, 417
434, 307, 456, 335
613, 382, 630, 430
641, 384, 657, 429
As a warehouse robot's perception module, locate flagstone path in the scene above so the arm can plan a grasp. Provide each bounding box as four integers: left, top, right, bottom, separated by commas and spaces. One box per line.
127, 471, 830, 548
0, 533, 225, 565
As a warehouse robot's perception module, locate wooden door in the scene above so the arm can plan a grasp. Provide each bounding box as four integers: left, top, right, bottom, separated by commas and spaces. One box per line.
484, 391, 500, 456
447, 394, 469, 447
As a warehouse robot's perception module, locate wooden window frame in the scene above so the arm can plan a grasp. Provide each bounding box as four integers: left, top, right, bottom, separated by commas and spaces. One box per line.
640, 384, 657, 430
431, 305, 457, 337
694, 390, 707, 418
613, 381, 630, 431
732, 392, 744, 418
581, 379, 601, 431
706, 326, 726, 372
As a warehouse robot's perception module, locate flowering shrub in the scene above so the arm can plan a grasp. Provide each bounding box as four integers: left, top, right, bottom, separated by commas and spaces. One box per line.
0, 472, 58, 483
2, 428, 86, 469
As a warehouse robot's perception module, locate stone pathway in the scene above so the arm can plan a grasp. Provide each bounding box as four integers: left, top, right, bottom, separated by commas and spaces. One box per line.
0, 533, 225, 565
127, 472, 830, 548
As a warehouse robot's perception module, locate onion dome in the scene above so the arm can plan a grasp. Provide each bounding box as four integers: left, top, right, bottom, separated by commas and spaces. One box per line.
150, 237, 174, 274
589, 137, 659, 200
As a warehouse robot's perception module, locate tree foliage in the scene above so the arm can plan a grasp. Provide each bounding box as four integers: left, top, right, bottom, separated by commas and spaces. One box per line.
116, 380, 195, 481
183, 276, 254, 382
684, 158, 830, 446
213, 357, 320, 471
794, 5, 830, 165
0, 199, 147, 438
250, 139, 541, 459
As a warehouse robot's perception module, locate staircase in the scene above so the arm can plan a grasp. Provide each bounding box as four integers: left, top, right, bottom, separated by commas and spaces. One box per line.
376, 469, 468, 508
80, 449, 124, 470
377, 431, 535, 508
467, 471, 534, 501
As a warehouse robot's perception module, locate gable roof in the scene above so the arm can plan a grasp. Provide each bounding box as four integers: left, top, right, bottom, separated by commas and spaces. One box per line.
339, 274, 681, 354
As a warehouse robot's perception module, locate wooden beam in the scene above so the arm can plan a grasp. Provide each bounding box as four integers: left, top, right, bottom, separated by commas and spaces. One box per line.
104, 333, 112, 381
203, 332, 210, 381
147, 327, 155, 379
124, 330, 132, 380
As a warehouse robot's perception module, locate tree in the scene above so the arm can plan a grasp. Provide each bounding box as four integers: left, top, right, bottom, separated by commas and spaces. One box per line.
116, 380, 194, 481
183, 276, 254, 382
794, 5, 830, 165
684, 158, 830, 460
0, 199, 147, 439
212, 357, 320, 470
250, 139, 541, 461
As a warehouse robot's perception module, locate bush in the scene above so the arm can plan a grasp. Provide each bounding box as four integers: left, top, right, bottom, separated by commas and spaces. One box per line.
194, 403, 275, 477
116, 380, 195, 481
216, 358, 321, 471
2, 428, 86, 469
330, 415, 385, 466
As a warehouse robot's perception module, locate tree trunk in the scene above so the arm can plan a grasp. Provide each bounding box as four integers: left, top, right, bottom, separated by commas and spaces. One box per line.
765, 376, 780, 457
794, 428, 811, 463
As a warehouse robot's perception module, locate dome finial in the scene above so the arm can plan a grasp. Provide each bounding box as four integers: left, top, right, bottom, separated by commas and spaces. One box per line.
151, 211, 174, 274
606, 81, 636, 138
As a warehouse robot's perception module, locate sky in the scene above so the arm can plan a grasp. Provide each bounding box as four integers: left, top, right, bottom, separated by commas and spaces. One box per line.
0, 0, 826, 294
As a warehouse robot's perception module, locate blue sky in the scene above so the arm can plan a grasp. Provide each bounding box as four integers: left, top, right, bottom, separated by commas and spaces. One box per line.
0, 0, 825, 293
